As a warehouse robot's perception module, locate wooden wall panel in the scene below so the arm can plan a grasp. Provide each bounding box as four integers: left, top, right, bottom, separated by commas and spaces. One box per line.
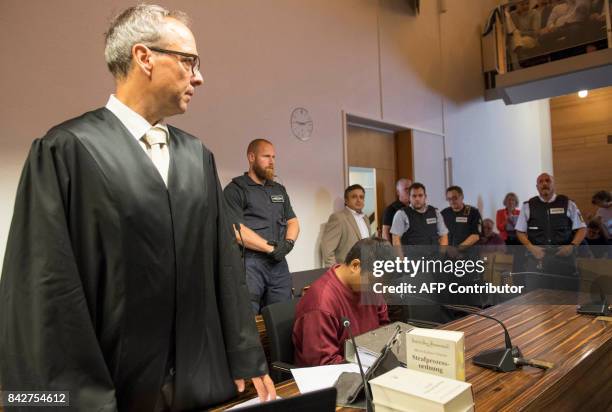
395, 130, 414, 182
550, 87, 612, 217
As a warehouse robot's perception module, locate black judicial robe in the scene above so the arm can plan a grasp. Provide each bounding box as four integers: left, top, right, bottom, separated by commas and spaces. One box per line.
0, 108, 267, 411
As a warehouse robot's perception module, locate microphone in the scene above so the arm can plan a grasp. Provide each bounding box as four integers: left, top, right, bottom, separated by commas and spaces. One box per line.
342, 317, 373, 412
506, 271, 611, 316
447, 304, 554, 371
443, 304, 522, 372
399, 294, 550, 373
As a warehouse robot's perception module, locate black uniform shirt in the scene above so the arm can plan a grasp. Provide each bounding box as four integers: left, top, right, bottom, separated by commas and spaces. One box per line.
383, 200, 406, 227
224, 173, 296, 243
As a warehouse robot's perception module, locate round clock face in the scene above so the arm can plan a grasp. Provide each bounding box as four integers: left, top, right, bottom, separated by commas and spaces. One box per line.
290, 107, 313, 141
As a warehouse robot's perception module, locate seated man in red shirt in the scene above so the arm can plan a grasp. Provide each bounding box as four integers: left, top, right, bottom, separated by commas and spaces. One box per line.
292, 238, 394, 366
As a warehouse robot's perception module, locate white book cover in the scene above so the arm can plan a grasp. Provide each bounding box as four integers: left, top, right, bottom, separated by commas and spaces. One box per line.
405, 328, 465, 381
369, 367, 473, 412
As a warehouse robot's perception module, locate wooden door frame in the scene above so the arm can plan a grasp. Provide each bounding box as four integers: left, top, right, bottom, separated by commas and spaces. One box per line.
341, 110, 449, 187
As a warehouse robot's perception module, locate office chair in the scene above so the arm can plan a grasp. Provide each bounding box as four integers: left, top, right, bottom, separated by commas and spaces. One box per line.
261, 298, 300, 382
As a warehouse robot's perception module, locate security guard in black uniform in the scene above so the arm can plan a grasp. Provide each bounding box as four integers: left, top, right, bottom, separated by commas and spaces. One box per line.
441, 186, 482, 249
516, 173, 586, 280
390, 182, 448, 247
389, 182, 452, 323
224, 139, 300, 314
441, 186, 484, 306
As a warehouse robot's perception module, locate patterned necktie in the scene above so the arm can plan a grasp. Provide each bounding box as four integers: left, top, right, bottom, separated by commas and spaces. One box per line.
142, 126, 169, 186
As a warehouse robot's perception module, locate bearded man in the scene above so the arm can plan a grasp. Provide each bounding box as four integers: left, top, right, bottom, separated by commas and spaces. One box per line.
224, 139, 300, 314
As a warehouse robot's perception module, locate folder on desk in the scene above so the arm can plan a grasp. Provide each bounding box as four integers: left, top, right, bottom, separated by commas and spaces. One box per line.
344, 321, 413, 366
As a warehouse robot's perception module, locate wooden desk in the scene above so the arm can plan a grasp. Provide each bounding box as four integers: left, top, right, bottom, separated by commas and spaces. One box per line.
214, 290, 612, 411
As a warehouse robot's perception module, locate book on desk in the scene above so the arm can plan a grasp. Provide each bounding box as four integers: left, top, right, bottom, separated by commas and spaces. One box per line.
369, 367, 474, 412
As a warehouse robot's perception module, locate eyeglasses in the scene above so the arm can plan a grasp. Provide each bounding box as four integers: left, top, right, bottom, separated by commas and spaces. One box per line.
148, 46, 201, 76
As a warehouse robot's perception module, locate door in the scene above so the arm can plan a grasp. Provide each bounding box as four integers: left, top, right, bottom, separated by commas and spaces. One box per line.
346, 125, 397, 235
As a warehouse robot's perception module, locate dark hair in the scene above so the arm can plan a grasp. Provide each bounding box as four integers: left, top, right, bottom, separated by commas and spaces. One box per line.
247, 138, 273, 155
409, 182, 426, 195
446, 185, 463, 196
592, 190, 611, 205
344, 238, 397, 269
587, 220, 601, 230
587, 219, 609, 240
344, 184, 365, 200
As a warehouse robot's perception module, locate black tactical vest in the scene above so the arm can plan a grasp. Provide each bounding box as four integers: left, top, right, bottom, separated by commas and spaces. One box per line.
526, 195, 573, 246
230, 174, 289, 243
401, 205, 440, 246
442, 205, 475, 247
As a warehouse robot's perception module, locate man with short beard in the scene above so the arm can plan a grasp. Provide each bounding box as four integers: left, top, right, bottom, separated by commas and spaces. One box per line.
224, 139, 300, 314
516, 173, 586, 277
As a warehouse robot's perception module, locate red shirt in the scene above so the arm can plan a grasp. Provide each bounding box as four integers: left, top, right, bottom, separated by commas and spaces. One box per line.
292, 265, 389, 366
496, 208, 520, 241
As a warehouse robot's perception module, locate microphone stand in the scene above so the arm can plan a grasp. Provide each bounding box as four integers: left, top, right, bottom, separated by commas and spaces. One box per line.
444, 304, 522, 372
397, 282, 556, 372
342, 318, 373, 412
400, 292, 553, 372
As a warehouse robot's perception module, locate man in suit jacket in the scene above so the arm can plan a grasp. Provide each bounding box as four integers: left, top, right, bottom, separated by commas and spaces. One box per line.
321, 184, 372, 266
0, 5, 273, 411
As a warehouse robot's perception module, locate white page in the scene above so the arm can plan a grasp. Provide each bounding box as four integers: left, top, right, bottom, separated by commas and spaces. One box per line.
226, 396, 282, 410
356, 348, 379, 369
291, 363, 366, 393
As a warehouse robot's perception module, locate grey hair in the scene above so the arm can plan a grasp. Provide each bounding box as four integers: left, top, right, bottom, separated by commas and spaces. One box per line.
395, 178, 411, 191
104, 4, 190, 78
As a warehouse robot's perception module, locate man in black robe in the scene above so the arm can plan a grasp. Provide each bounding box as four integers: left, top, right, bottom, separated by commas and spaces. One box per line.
0, 4, 274, 411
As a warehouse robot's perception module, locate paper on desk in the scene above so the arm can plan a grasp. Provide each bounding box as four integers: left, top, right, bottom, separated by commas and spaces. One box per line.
291, 363, 368, 393
226, 396, 282, 410
356, 347, 379, 369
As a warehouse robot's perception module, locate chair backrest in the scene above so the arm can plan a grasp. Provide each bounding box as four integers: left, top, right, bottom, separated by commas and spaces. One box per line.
261, 298, 300, 364
291, 268, 327, 297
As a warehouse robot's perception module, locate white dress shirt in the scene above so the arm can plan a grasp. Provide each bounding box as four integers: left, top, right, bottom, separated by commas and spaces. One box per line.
347, 207, 370, 239
105, 95, 170, 184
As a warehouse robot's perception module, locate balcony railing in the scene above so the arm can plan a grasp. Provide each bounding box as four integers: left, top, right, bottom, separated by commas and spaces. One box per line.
483, 0, 611, 88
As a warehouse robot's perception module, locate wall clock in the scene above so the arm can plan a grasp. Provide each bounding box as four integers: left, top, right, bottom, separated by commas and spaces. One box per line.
290, 107, 313, 141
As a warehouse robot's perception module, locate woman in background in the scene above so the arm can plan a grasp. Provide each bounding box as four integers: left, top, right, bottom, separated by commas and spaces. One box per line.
496, 192, 524, 271
496, 192, 521, 244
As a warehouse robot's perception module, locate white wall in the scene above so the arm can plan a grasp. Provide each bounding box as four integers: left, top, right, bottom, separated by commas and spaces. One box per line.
439, 0, 553, 221
0, 0, 553, 272
412, 131, 447, 209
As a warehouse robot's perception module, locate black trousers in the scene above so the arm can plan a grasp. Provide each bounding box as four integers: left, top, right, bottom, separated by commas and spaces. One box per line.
245, 253, 291, 314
